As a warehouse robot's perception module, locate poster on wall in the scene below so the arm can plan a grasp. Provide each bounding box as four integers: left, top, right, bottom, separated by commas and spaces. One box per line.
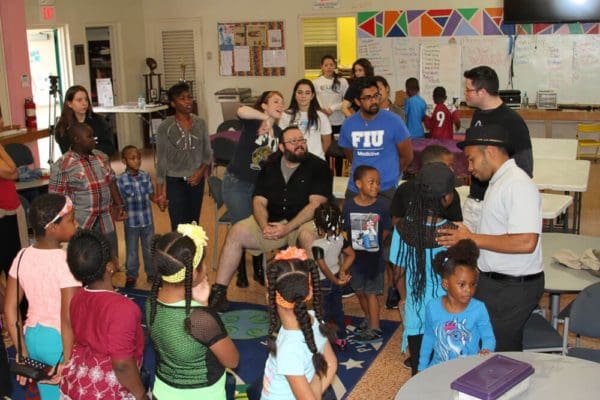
218, 21, 285, 76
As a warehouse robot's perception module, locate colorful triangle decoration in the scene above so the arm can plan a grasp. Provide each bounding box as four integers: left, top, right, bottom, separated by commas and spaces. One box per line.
358, 17, 376, 37
357, 8, 599, 37
483, 12, 502, 35
428, 9, 452, 17
442, 11, 462, 36
407, 10, 425, 23
357, 11, 377, 25
533, 24, 552, 34
458, 8, 478, 21
387, 24, 406, 37
433, 17, 448, 28
384, 11, 401, 35
421, 13, 442, 36
398, 12, 408, 34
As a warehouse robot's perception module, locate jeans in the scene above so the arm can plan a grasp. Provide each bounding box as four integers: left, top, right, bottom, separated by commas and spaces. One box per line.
166, 176, 205, 231
124, 224, 154, 279
90, 219, 118, 258
222, 170, 255, 224
321, 278, 346, 339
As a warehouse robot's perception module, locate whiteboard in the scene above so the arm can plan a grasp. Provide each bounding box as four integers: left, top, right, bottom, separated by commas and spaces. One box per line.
358, 34, 600, 105
419, 43, 461, 105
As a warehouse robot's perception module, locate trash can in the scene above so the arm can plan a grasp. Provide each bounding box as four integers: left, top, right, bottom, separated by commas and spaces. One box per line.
214, 88, 252, 121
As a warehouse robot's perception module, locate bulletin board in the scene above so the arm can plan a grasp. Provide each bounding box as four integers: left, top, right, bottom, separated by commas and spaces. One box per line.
217, 21, 286, 76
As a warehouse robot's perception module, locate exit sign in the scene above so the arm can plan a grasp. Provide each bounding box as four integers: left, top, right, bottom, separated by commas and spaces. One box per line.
41, 6, 54, 21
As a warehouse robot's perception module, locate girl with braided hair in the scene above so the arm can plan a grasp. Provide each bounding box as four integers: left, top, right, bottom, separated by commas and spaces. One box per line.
146, 223, 238, 400
312, 201, 355, 350
388, 162, 460, 376
253, 247, 337, 400
418, 239, 495, 371
60, 229, 147, 400
4, 193, 79, 399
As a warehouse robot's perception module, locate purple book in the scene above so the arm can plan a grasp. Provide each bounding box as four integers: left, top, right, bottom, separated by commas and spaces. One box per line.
450, 354, 535, 400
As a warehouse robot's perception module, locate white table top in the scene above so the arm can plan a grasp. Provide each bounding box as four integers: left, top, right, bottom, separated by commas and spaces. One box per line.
15, 178, 49, 191
533, 158, 590, 192
94, 103, 168, 114
395, 352, 600, 400
542, 232, 600, 293
531, 138, 578, 160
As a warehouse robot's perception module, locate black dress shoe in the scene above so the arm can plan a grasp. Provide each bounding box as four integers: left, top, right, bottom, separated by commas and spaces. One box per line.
252, 254, 265, 286
236, 256, 249, 288
208, 283, 229, 312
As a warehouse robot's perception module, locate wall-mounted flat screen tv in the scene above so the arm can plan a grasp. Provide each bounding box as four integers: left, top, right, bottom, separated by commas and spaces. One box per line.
504, 0, 600, 24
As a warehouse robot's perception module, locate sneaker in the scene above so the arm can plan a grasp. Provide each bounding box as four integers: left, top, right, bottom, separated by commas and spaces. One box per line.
403, 357, 412, 369
208, 284, 230, 312
355, 328, 383, 343
334, 338, 348, 351
125, 277, 136, 288
354, 319, 369, 333
341, 285, 355, 298
385, 287, 400, 309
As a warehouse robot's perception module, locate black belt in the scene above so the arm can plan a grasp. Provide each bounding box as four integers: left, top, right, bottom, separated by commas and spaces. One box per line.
480, 271, 543, 283
167, 176, 188, 182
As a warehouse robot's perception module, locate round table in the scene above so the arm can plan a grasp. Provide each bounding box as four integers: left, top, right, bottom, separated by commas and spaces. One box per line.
395, 352, 600, 399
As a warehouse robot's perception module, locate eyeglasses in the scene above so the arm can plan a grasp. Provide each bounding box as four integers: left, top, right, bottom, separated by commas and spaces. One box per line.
284, 138, 307, 145
296, 90, 313, 96
359, 93, 381, 102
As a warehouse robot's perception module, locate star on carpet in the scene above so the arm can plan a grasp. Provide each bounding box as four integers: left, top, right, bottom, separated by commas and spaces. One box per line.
339, 358, 364, 370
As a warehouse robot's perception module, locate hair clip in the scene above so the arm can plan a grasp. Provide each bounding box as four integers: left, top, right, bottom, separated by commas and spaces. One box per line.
177, 222, 208, 268
275, 246, 308, 261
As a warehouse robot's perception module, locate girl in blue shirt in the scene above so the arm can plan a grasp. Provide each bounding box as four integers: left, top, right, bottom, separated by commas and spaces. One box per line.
418, 239, 495, 371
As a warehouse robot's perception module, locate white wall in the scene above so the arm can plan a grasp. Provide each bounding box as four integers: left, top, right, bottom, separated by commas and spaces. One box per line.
141, 0, 501, 133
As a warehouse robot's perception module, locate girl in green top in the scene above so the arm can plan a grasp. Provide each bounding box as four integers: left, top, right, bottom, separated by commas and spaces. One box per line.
147, 223, 239, 399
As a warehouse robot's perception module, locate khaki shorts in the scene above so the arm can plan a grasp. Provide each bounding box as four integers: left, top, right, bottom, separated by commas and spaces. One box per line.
238, 216, 317, 256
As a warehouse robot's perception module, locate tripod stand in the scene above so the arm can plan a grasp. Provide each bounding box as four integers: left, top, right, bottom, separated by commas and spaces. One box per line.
47, 75, 61, 164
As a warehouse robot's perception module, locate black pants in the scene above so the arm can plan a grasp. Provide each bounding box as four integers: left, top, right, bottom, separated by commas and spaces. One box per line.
407, 334, 423, 376
166, 176, 205, 231
475, 272, 545, 351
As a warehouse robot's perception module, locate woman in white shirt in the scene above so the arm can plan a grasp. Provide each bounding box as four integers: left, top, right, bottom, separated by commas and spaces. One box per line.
313, 56, 349, 175
279, 79, 331, 160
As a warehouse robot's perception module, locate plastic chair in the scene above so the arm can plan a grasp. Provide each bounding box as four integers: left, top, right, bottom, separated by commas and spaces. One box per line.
211, 137, 236, 176
522, 307, 565, 353
576, 123, 600, 161
4, 143, 34, 166
207, 176, 232, 269
217, 119, 242, 133
562, 282, 600, 362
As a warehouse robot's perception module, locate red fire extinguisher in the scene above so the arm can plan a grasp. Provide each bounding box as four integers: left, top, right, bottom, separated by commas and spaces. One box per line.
24, 97, 37, 129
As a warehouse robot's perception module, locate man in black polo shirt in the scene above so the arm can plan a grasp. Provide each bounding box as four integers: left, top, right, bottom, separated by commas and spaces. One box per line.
209, 126, 333, 311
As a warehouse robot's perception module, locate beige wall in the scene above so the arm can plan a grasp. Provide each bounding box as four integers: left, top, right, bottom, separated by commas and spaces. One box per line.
24, 0, 147, 148
23, 0, 502, 137
140, 0, 501, 132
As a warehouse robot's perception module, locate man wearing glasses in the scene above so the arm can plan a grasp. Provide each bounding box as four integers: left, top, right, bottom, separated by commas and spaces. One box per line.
339, 77, 413, 201
210, 126, 332, 311
462, 66, 533, 231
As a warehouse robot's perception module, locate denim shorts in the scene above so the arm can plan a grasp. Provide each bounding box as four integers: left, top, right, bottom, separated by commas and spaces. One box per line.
350, 267, 384, 295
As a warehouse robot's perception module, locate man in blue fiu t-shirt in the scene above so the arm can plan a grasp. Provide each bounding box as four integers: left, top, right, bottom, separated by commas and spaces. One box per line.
339, 77, 413, 200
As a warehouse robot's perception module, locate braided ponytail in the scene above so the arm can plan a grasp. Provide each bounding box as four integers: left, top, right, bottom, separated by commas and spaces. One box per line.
294, 300, 328, 377
266, 262, 281, 355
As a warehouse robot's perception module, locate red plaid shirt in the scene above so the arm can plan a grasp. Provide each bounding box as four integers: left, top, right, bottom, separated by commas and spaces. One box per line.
49, 149, 116, 232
